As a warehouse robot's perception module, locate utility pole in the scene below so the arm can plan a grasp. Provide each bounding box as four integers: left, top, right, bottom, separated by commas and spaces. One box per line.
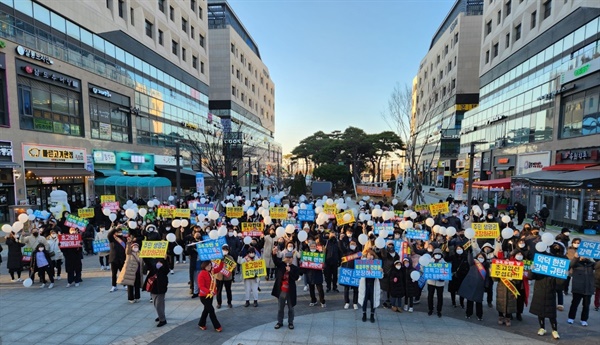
466, 140, 488, 207
247, 155, 251, 200
175, 141, 181, 200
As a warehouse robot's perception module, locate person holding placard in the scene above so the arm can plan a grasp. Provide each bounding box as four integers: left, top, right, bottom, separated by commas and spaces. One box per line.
358, 250, 380, 322
304, 241, 326, 308
95, 225, 110, 270
216, 244, 236, 309
241, 247, 261, 307
46, 230, 64, 280
564, 237, 581, 296
272, 248, 300, 330
197, 260, 222, 332
340, 238, 360, 309
426, 248, 447, 318
458, 251, 488, 321
117, 240, 143, 303
62, 228, 84, 287
567, 251, 597, 326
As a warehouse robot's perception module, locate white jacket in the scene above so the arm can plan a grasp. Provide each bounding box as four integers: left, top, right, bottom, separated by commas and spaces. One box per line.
358, 278, 381, 308
46, 237, 64, 261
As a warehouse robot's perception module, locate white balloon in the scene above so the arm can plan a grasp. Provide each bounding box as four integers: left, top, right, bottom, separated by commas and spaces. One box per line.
501, 227, 514, 240
226, 202, 234, 208
172, 219, 181, 228
326, 198, 333, 205
316, 217, 325, 226
125, 209, 137, 219
405, 221, 413, 229
231, 218, 240, 226
285, 224, 295, 234
264, 216, 272, 225
343, 213, 352, 222
375, 237, 386, 249
153, 199, 160, 207
12, 221, 23, 231
127, 200, 134, 205
300, 203, 307, 210
102, 208, 111, 216
18, 214, 28, 223
201, 198, 207, 204
109, 213, 117, 222
23, 278, 33, 288
276, 226, 285, 237
123, 204, 129, 210
375, 205, 381, 210
438, 227, 447, 236
293, 206, 299, 213
483, 203, 490, 210
138, 208, 148, 217
315, 206, 323, 214
180, 219, 189, 227
166, 233, 176, 242
28, 214, 36, 221
419, 254, 431, 267
247, 209, 255, 216
41, 211, 49, 218
26, 209, 33, 215
2, 224, 13, 233
432, 225, 440, 233
501, 215, 511, 224
446, 227, 457, 237
399, 220, 408, 230
541, 233, 554, 246
367, 220, 374, 226
358, 233, 368, 245
193, 192, 199, 198
128, 221, 137, 229
464, 228, 475, 239
147, 201, 154, 207
403, 210, 411, 218
173, 245, 183, 255
410, 270, 421, 282
379, 229, 389, 239
244, 200, 251, 207
262, 200, 269, 208
298, 231, 308, 242
382, 211, 392, 221
168, 196, 175, 201
209, 230, 219, 240
406, 200, 413, 207
244, 236, 252, 245
208, 210, 220, 220
535, 242, 548, 252
392, 199, 398, 205
217, 226, 227, 237
425, 218, 435, 227
410, 212, 418, 220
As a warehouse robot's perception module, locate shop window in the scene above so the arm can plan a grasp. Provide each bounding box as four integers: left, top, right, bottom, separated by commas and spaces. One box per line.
90, 98, 131, 143
0, 71, 8, 126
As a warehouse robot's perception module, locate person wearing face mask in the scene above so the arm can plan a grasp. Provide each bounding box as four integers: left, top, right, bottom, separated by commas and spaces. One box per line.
388, 259, 405, 312
197, 259, 223, 331
95, 225, 110, 270
108, 225, 127, 292
304, 241, 326, 308
401, 257, 419, 312
241, 247, 261, 307
567, 251, 597, 327
62, 228, 84, 287
30, 243, 55, 289
323, 231, 341, 293
458, 251, 488, 321
448, 245, 469, 309
340, 239, 360, 309
358, 249, 381, 322
271, 248, 300, 330
215, 245, 236, 308
381, 241, 400, 309
117, 239, 143, 303
226, 227, 241, 271
494, 251, 524, 327
5, 231, 26, 282
555, 228, 571, 251
145, 257, 169, 327
185, 229, 202, 298
564, 237, 581, 296
263, 226, 277, 281
22, 228, 49, 255
427, 248, 447, 318
46, 230, 64, 280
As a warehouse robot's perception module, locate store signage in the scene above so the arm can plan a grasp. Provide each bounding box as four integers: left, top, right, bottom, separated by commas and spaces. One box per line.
181, 122, 198, 130
21, 65, 79, 88
223, 132, 243, 145
561, 58, 600, 85
455, 104, 478, 111
497, 158, 509, 164
22, 143, 85, 163
517, 152, 550, 175
556, 149, 599, 163
537, 84, 576, 100
16, 45, 53, 65
90, 87, 111, 98
93, 151, 116, 164
155, 155, 181, 166
130, 155, 145, 163
0, 141, 12, 158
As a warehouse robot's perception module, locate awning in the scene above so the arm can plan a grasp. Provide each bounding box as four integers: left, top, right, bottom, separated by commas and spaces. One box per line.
155, 166, 199, 177
542, 163, 598, 171
27, 168, 94, 178
513, 170, 569, 182
512, 169, 600, 188
95, 169, 122, 177
495, 166, 513, 171
0, 162, 21, 168
452, 170, 469, 178
472, 177, 511, 189
121, 169, 157, 176
95, 176, 171, 188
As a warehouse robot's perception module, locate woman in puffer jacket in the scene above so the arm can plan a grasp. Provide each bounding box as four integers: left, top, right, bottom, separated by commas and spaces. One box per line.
117, 240, 143, 303
46, 230, 64, 280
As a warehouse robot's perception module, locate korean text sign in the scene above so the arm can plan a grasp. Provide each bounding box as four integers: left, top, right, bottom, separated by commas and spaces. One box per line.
373, 223, 394, 236
354, 259, 383, 279
490, 259, 524, 279
429, 202, 449, 215
405, 228, 429, 240
139, 241, 168, 258
298, 209, 315, 222
226, 207, 243, 218
300, 251, 325, 270
577, 241, 600, 259
214, 256, 237, 278
157, 205, 175, 218
338, 267, 360, 287
532, 253, 569, 279
335, 210, 355, 226
64, 214, 88, 231
92, 239, 110, 253
423, 262, 452, 280
58, 233, 82, 248
196, 240, 224, 261
241, 222, 263, 237
472, 223, 500, 239
77, 208, 94, 219
242, 259, 267, 279
269, 207, 288, 219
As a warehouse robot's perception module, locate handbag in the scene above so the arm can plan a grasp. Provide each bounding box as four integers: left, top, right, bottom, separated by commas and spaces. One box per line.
145, 274, 157, 292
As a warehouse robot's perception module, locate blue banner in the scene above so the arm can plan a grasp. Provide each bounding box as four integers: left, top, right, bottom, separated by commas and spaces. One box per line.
393, 240, 403, 255
269, 196, 281, 204
196, 239, 224, 261
297, 209, 315, 222
201, 235, 227, 248
282, 220, 299, 230
423, 262, 452, 280
92, 239, 110, 253
532, 253, 569, 279
577, 241, 600, 259
338, 267, 360, 287
354, 259, 383, 279
196, 204, 215, 215
405, 228, 429, 240
373, 223, 394, 236
33, 210, 49, 220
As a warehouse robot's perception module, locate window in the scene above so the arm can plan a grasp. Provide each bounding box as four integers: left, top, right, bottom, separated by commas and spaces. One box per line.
493, 43, 499, 57
90, 98, 131, 143
181, 47, 186, 61
199, 34, 205, 48
130, 7, 134, 25
561, 89, 600, 138
158, 0, 165, 13
514, 24, 521, 41
191, 26, 194, 39
0, 70, 8, 126
106, 0, 112, 10
172, 40, 178, 55
191, 0, 196, 11
486, 20, 492, 35
199, 6, 203, 20
231, 43, 235, 53
182, 18, 187, 33
158, 29, 164, 45
543, 0, 552, 19
192, 56, 198, 69
444, 45, 448, 56
145, 20, 153, 38
232, 86, 236, 96
485, 50, 490, 63
454, 32, 459, 44
451, 79, 456, 90
505, 0, 511, 17
505, 33, 510, 48
170, 6, 174, 21
118, 0, 124, 18
447, 61, 452, 72
497, 10, 501, 25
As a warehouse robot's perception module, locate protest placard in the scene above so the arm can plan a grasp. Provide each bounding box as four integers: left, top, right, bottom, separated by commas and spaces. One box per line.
394, 240, 410, 259
92, 239, 110, 253
532, 253, 569, 279
139, 241, 169, 258
338, 267, 360, 287
472, 223, 500, 239
173, 208, 191, 218
423, 262, 452, 280
300, 251, 325, 270
335, 210, 355, 226
196, 240, 224, 261
373, 223, 394, 236
298, 209, 315, 222
22, 247, 32, 262
201, 235, 227, 248
100, 195, 115, 203
354, 259, 383, 279
269, 207, 288, 219
78, 208, 94, 219
196, 203, 215, 214
522, 259, 533, 271
269, 196, 281, 204
64, 215, 88, 231
282, 219, 299, 230
429, 202, 449, 215
33, 210, 49, 220
404, 228, 429, 240
241, 222, 263, 237
157, 205, 175, 218
323, 205, 337, 218
102, 201, 120, 212
226, 207, 243, 218
577, 241, 600, 259
415, 204, 430, 213
490, 259, 524, 279
242, 259, 267, 279
214, 256, 237, 278
58, 233, 82, 248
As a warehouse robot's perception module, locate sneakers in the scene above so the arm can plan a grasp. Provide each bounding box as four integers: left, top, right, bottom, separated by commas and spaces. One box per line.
552, 331, 560, 339
244, 301, 250, 307
303, 285, 308, 292
48, 283, 54, 289
10, 279, 17, 282
403, 305, 408, 311
253, 300, 258, 307
556, 305, 564, 311
344, 303, 350, 309
176, 260, 179, 264
170, 270, 174, 275
537, 328, 546, 336
110, 286, 118, 292
353, 304, 358, 310
157, 321, 167, 327
309, 302, 317, 307
567, 318, 574, 324
134, 299, 139, 303
75, 283, 79, 287
56, 276, 61, 280
129, 300, 135, 304
321, 303, 326, 308
215, 327, 222, 332
66, 283, 72, 288
40, 283, 46, 288
199, 326, 207, 330
17, 278, 23, 282
183, 260, 187, 264
581, 321, 588, 327
408, 307, 414, 313
274, 323, 282, 329
414, 298, 420, 305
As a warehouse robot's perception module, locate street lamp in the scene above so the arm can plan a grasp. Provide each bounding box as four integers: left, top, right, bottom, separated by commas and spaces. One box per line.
175, 140, 182, 201
466, 140, 488, 206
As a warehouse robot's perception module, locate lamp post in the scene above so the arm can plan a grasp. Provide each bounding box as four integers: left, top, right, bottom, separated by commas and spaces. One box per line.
175, 141, 182, 200
466, 140, 488, 207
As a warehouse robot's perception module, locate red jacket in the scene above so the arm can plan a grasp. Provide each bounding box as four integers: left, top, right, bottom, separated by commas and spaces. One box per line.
197, 262, 223, 297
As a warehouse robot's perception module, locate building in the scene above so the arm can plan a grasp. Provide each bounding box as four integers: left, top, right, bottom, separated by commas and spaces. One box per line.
460, 0, 600, 229
0, 0, 214, 218
412, 0, 483, 189
207, 0, 281, 190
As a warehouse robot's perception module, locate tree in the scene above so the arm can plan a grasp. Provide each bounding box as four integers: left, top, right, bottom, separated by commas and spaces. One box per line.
312, 164, 351, 188
289, 173, 307, 197
366, 131, 405, 182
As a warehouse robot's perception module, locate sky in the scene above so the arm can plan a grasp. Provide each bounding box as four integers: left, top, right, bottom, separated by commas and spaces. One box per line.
227, 0, 456, 154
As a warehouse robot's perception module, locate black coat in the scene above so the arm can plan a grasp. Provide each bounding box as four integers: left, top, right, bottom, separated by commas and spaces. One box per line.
107, 229, 126, 264
529, 273, 563, 318
62, 246, 83, 272
271, 254, 300, 306
388, 267, 405, 298
458, 254, 489, 303
401, 263, 420, 298
569, 258, 595, 296
5, 237, 25, 270
145, 259, 169, 294
448, 252, 470, 293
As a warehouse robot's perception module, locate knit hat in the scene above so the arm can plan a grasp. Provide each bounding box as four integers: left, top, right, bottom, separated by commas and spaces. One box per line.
561, 227, 570, 234
433, 248, 443, 255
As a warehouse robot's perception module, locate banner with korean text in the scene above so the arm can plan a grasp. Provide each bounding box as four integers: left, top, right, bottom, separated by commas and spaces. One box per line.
139, 241, 169, 258
242, 259, 267, 279
532, 253, 569, 279
423, 262, 452, 280
300, 251, 325, 270
472, 223, 500, 239
490, 259, 524, 280
354, 259, 383, 279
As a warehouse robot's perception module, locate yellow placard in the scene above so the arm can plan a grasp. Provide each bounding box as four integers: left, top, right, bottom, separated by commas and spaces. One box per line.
472, 222, 500, 239
226, 207, 243, 218
429, 202, 449, 215
242, 259, 267, 279
77, 208, 95, 219
214, 256, 237, 278
323, 205, 337, 215
269, 207, 288, 219
157, 206, 175, 218
335, 210, 355, 226
241, 222, 263, 236
414, 204, 429, 212
490, 259, 524, 280
139, 240, 169, 258
100, 195, 115, 203
173, 208, 191, 218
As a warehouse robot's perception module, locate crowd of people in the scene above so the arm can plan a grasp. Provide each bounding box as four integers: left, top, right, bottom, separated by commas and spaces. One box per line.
3, 193, 599, 340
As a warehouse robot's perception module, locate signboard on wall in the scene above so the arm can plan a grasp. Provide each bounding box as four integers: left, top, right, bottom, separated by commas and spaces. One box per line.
517, 152, 551, 175
22, 143, 86, 163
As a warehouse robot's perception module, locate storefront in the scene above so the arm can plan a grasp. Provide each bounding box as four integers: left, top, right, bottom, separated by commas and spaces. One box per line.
22, 143, 92, 212
0, 141, 19, 222
516, 152, 551, 176
493, 155, 516, 179
88, 84, 132, 144
472, 178, 511, 210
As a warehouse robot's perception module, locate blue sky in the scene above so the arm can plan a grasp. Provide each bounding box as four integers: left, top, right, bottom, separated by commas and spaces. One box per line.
227, 0, 455, 154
